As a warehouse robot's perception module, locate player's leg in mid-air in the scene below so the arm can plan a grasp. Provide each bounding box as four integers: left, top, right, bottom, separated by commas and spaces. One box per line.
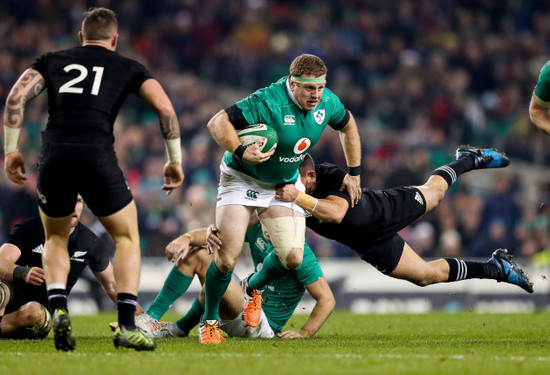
380, 146, 532, 292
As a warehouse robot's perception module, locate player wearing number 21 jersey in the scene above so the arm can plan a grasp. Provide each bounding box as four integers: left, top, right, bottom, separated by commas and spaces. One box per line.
2, 7, 183, 351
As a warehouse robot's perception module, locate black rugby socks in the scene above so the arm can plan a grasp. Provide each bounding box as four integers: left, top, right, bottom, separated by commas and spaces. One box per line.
47, 288, 68, 312
432, 157, 475, 187
117, 293, 138, 330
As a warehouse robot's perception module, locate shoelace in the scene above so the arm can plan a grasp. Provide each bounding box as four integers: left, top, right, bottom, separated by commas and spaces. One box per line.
202, 324, 226, 342
252, 294, 262, 310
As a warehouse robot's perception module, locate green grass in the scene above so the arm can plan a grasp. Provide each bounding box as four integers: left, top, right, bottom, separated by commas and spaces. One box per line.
1, 311, 549, 375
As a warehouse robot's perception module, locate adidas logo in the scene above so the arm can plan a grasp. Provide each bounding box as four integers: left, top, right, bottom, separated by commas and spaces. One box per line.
414, 192, 424, 205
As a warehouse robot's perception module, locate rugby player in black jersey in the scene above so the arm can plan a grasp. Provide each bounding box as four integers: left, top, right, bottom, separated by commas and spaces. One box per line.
2, 7, 183, 351
274, 148, 534, 294
0, 196, 129, 339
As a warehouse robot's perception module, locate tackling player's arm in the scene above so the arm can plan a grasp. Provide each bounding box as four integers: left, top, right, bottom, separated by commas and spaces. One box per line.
138, 78, 184, 194
277, 276, 335, 339
0, 243, 45, 285
275, 184, 349, 223
529, 92, 550, 135
3, 68, 46, 185
337, 112, 362, 206
207, 109, 274, 164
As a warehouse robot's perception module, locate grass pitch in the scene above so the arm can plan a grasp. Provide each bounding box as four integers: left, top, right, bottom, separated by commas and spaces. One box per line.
1, 311, 549, 375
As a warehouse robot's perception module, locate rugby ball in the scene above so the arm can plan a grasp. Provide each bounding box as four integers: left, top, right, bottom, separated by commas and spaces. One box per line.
237, 123, 278, 153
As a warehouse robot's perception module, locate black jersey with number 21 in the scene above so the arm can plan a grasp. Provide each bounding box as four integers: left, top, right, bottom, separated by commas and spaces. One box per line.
31, 45, 152, 145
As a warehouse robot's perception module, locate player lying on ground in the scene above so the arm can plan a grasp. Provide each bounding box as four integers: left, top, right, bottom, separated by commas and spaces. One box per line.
128, 218, 335, 340
0, 196, 143, 339
208, 147, 533, 298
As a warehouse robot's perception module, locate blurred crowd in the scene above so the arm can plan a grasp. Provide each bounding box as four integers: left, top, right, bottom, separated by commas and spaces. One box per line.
2, 0, 550, 266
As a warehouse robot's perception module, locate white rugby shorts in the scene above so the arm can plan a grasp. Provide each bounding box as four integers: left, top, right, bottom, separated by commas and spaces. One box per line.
216, 161, 305, 214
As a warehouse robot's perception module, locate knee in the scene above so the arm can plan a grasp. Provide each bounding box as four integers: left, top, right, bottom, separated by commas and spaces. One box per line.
0, 281, 10, 313
421, 185, 446, 212
409, 269, 437, 287
20, 302, 50, 329
281, 248, 304, 270
215, 253, 237, 272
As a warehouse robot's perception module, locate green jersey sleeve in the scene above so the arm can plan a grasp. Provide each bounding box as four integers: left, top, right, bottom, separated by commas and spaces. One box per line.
534, 61, 550, 108
294, 242, 324, 286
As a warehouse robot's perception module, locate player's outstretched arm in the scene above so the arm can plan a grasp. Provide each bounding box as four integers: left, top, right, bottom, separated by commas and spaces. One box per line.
93, 262, 117, 304
165, 228, 208, 262
277, 276, 335, 339
3, 68, 45, 185
138, 79, 184, 194
275, 184, 349, 223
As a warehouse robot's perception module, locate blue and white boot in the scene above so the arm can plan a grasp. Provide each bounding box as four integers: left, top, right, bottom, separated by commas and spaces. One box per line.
487, 249, 533, 293
455, 146, 510, 169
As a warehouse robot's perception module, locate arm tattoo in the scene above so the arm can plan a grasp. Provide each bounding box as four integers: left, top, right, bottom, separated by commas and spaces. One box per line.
160, 114, 180, 139
4, 70, 45, 128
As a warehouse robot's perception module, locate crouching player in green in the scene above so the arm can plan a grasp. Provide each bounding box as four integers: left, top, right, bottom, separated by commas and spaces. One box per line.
133, 218, 334, 339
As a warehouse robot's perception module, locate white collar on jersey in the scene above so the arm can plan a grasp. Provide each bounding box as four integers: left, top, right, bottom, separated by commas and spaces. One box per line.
286, 76, 303, 110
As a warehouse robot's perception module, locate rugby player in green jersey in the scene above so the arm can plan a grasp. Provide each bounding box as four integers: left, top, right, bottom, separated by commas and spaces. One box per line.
131, 220, 334, 340
202, 54, 361, 343
529, 60, 550, 134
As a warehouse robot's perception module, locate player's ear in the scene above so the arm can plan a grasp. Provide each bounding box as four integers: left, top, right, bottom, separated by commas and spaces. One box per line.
111, 33, 119, 49
78, 31, 84, 44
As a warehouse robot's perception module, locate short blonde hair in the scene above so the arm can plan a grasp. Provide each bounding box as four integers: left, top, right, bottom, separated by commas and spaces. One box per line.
289, 54, 327, 78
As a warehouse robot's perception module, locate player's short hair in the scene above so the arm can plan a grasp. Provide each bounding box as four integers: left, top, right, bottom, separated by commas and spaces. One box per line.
289, 54, 327, 78
81, 7, 118, 41
299, 154, 315, 175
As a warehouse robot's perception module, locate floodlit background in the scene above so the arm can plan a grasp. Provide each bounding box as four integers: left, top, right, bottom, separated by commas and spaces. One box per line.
0, 0, 549, 312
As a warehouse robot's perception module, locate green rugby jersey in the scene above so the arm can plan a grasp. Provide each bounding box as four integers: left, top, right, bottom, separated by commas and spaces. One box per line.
224, 76, 349, 183
534, 61, 550, 107
245, 224, 324, 333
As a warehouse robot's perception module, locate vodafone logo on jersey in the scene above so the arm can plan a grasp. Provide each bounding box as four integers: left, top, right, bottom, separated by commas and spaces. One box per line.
293, 138, 311, 154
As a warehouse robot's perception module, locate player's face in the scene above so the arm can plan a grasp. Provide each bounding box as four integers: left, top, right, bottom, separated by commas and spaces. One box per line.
301, 170, 317, 195
71, 196, 84, 228
291, 78, 326, 111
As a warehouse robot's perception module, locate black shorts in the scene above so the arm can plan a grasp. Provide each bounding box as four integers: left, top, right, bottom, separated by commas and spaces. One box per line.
359, 234, 405, 274
355, 186, 426, 274
37, 141, 133, 217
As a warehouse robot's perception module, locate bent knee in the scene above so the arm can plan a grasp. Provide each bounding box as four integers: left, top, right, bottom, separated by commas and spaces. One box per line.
215, 255, 237, 272
282, 248, 304, 269
20, 302, 49, 327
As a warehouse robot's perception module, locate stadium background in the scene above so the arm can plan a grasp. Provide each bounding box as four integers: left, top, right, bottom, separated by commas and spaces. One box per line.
0, 0, 549, 312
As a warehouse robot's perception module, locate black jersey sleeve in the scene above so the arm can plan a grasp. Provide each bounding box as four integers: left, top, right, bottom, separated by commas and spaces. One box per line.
88, 238, 110, 273
224, 104, 251, 130
314, 163, 351, 203
329, 110, 350, 131
76, 225, 110, 272
128, 60, 154, 95
5, 217, 44, 254
30, 53, 48, 76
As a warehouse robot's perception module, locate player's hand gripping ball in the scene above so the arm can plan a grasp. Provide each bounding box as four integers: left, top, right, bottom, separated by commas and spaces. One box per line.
237, 124, 278, 153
